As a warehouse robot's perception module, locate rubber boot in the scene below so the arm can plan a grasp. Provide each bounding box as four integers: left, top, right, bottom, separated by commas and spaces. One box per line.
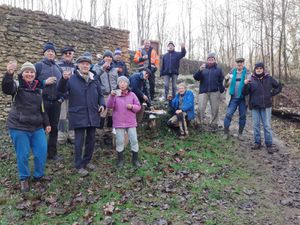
116, 151, 124, 167
132, 152, 141, 167
223, 127, 230, 140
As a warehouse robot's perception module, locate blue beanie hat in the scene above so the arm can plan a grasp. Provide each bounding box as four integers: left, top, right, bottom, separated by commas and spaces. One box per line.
114, 48, 122, 55
254, 62, 264, 69
103, 50, 113, 58
43, 42, 56, 53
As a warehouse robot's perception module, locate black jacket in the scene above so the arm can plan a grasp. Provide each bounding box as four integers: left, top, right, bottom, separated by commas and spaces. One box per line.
129, 72, 151, 107
2, 72, 49, 132
160, 48, 186, 76
242, 74, 282, 110
193, 64, 225, 94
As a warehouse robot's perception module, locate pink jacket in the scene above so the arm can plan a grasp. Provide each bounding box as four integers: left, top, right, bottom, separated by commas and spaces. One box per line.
107, 91, 141, 128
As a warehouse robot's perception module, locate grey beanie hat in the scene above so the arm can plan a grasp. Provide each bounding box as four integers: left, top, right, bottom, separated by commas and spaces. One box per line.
207, 52, 216, 59
117, 76, 130, 85
21, 61, 36, 73
103, 50, 113, 58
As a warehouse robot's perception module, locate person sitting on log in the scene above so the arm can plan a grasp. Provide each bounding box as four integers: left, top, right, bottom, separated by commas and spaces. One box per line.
167, 83, 195, 139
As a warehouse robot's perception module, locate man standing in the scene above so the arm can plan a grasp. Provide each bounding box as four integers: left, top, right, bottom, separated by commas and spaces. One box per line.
92, 50, 118, 144
223, 57, 250, 140
129, 68, 152, 123
160, 42, 186, 99
193, 53, 225, 131
57, 46, 76, 144
35, 42, 63, 161
113, 48, 129, 77
58, 54, 105, 176
134, 40, 159, 100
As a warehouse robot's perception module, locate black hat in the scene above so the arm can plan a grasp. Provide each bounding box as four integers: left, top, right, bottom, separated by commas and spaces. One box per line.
76, 55, 92, 64
43, 42, 56, 53
103, 50, 113, 58
143, 67, 152, 76
167, 41, 175, 47
254, 62, 264, 69
61, 46, 75, 54
235, 57, 245, 63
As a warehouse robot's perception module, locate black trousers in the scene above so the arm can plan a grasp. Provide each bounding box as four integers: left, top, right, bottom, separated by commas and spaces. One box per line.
44, 100, 61, 158
149, 73, 155, 100
74, 127, 96, 169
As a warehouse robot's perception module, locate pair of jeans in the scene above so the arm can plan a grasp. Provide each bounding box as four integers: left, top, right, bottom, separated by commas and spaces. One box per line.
251, 107, 273, 146
44, 100, 61, 158
9, 128, 47, 181
224, 97, 247, 130
74, 127, 96, 169
163, 74, 178, 99
115, 127, 139, 153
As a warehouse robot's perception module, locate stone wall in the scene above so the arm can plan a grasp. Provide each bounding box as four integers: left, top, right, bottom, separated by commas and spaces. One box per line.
0, 5, 130, 121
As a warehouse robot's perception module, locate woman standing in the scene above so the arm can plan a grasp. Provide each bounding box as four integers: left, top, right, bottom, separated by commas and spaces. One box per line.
107, 76, 141, 167
2, 61, 51, 192
243, 62, 282, 154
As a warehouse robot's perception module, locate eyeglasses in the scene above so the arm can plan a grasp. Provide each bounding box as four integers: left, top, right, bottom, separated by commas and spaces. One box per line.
64, 52, 73, 55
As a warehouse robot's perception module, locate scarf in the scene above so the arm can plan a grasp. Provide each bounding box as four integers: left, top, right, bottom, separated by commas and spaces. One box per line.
229, 67, 247, 98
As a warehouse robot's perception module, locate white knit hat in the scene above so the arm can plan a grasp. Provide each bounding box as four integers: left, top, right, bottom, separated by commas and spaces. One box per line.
20, 62, 36, 73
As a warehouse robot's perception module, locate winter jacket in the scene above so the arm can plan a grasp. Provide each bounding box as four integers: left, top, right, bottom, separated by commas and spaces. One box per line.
160, 48, 186, 76
134, 47, 159, 72
92, 63, 118, 95
2, 72, 49, 132
112, 60, 129, 77
57, 69, 105, 129
242, 73, 282, 110
193, 64, 225, 94
129, 72, 151, 107
107, 91, 141, 128
35, 58, 63, 101
169, 90, 195, 120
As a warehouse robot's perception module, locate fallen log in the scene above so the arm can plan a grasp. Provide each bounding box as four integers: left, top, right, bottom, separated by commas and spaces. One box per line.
272, 107, 300, 121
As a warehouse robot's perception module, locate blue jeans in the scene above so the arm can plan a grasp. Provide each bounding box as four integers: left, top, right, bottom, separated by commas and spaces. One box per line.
224, 97, 247, 130
164, 74, 178, 99
9, 128, 47, 181
251, 108, 273, 146
74, 127, 96, 169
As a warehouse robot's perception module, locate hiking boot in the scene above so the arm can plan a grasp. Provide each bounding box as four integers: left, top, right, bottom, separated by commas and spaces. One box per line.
266, 145, 275, 154
223, 127, 230, 140
77, 168, 89, 177
86, 163, 96, 170
48, 155, 63, 161
116, 151, 124, 168
251, 143, 261, 150
237, 127, 245, 141
20, 180, 29, 193
132, 152, 141, 167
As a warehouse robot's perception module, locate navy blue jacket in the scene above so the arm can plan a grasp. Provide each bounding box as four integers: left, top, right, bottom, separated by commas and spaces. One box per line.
35, 58, 63, 101
112, 60, 129, 77
169, 90, 195, 120
160, 48, 186, 76
193, 64, 225, 94
129, 72, 151, 107
57, 69, 105, 129
242, 74, 282, 110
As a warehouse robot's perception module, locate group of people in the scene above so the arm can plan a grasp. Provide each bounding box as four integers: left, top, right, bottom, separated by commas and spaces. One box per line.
2, 40, 282, 193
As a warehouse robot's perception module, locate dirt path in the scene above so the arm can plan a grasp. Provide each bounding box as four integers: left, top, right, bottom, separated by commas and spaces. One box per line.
155, 74, 300, 225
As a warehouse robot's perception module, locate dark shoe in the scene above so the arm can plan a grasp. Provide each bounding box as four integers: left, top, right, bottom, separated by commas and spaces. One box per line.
116, 151, 124, 168
223, 127, 230, 140
266, 145, 275, 154
32, 176, 52, 182
20, 180, 29, 193
48, 155, 63, 161
132, 152, 141, 167
251, 143, 261, 150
